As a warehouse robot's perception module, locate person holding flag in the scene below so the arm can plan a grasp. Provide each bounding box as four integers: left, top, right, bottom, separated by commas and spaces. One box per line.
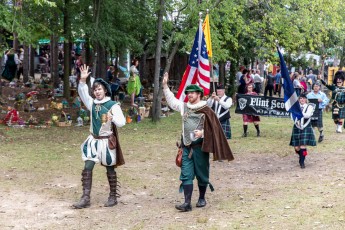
289, 93, 316, 168
162, 72, 233, 212
207, 84, 232, 139
277, 47, 316, 168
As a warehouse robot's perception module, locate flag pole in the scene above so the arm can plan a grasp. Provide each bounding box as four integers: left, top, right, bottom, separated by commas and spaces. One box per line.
206, 9, 215, 93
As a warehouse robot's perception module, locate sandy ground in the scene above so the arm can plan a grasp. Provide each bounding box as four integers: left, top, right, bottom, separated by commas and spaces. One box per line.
1, 147, 345, 230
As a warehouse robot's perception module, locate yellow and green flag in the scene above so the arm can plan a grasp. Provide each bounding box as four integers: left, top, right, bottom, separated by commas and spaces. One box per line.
202, 14, 213, 58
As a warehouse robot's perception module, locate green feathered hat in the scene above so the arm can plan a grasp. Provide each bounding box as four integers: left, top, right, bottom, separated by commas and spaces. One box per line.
184, 84, 204, 97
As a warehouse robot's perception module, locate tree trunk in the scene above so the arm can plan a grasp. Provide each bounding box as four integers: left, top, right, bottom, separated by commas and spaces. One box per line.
85, 38, 91, 66
228, 58, 238, 97
51, 35, 59, 88
29, 45, 35, 78
22, 45, 29, 83
151, 0, 165, 122
219, 61, 225, 85
13, 32, 19, 50
63, 0, 71, 99
140, 52, 146, 81
164, 41, 180, 73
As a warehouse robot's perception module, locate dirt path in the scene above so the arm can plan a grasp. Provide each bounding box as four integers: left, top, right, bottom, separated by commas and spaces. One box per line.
1, 148, 344, 229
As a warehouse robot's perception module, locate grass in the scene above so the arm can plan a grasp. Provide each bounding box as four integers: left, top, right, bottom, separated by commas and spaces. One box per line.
1, 107, 345, 229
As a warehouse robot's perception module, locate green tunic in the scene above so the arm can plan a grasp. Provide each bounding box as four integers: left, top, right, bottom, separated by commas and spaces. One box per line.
91, 100, 116, 136
127, 75, 141, 96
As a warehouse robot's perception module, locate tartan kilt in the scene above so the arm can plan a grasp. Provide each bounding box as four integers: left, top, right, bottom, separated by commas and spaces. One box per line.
243, 114, 260, 123
311, 109, 323, 128
332, 105, 345, 119
290, 123, 316, 147
220, 119, 231, 139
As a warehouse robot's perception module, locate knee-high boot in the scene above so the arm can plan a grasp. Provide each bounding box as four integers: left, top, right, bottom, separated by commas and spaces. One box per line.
175, 184, 193, 212
104, 171, 119, 207
73, 170, 92, 209
196, 185, 207, 207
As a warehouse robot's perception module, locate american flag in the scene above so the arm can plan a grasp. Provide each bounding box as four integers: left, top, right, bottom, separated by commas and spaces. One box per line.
176, 21, 210, 102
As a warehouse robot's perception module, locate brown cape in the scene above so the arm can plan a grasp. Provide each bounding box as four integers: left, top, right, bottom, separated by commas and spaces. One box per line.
112, 123, 125, 167
196, 105, 234, 161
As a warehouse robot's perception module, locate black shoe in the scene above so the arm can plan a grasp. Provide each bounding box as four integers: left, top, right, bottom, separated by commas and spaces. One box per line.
175, 202, 192, 212
257, 132, 260, 137
318, 135, 324, 143
196, 199, 207, 208
242, 133, 247, 137
300, 163, 305, 169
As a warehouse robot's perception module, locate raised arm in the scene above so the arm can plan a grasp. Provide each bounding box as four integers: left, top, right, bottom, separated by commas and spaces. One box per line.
162, 72, 183, 113
78, 65, 93, 110
318, 75, 335, 91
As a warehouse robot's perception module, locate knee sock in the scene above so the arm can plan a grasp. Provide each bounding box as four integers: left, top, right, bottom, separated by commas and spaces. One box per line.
243, 125, 248, 134
84, 160, 95, 171
198, 185, 207, 200
300, 148, 308, 156
318, 128, 324, 136
183, 184, 193, 204
254, 124, 260, 133
106, 166, 115, 173
299, 148, 307, 165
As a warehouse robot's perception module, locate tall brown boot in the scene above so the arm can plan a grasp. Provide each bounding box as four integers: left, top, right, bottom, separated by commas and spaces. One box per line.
104, 171, 119, 207
73, 170, 92, 209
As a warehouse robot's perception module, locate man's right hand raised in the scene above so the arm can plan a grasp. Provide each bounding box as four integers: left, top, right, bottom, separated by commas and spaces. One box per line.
80, 64, 91, 83
162, 72, 169, 89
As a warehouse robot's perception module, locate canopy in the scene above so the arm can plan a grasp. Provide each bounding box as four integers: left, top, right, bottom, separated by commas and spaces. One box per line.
38, 38, 85, 44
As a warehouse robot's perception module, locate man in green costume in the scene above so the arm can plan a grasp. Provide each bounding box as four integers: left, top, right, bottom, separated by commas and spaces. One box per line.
162, 73, 234, 212
73, 65, 126, 209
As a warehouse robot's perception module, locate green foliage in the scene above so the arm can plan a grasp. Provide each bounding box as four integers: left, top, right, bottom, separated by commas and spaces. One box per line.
1, 0, 345, 76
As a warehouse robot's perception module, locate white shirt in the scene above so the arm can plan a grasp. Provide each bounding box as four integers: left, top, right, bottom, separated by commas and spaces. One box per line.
4, 53, 20, 65
207, 95, 232, 118
253, 74, 264, 83
78, 81, 126, 131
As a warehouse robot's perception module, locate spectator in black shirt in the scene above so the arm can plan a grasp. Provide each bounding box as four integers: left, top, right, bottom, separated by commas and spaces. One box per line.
264, 71, 275, 97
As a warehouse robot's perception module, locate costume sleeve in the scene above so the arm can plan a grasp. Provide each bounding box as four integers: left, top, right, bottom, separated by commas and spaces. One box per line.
78, 82, 93, 111
219, 97, 232, 109
163, 88, 183, 113
303, 105, 314, 119
206, 98, 214, 107
14, 54, 20, 65
320, 79, 334, 91
111, 103, 126, 127
321, 92, 330, 108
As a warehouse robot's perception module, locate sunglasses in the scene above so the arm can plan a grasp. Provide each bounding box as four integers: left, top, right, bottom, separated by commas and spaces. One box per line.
337, 82, 343, 83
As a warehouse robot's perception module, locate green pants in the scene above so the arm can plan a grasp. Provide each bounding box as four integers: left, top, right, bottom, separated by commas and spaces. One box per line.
180, 139, 210, 186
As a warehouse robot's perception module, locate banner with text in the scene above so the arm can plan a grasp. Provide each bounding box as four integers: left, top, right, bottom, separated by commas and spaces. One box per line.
235, 94, 319, 118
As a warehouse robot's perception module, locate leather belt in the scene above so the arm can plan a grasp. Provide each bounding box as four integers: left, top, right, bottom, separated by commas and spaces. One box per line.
185, 143, 203, 149
91, 133, 110, 139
